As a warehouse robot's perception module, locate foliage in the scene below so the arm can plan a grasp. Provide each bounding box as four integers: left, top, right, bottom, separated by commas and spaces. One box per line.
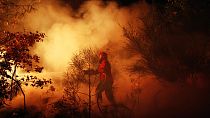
0, 0, 49, 115
0, 0, 40, 31
51, 74, 89, 118
124, 0, 210, 82
0, 31, 51, 108
52, 48, 99, 117
68, 48, 99, 85
145, 0, 210, 32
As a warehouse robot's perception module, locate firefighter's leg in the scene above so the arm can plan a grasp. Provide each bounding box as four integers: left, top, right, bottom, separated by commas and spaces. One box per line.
96, 80, 105, 101
105, 80, 116, 105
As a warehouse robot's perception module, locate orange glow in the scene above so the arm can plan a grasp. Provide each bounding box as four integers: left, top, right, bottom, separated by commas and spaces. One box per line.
23, 1, 140, 72
10, 0, 143, 110
3, 1, 210, 118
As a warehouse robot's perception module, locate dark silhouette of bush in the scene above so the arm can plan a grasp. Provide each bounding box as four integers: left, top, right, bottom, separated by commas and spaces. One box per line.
124, 0, 210, 82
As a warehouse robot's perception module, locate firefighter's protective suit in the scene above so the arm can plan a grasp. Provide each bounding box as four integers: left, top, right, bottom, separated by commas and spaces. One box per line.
96, 52, 115, 104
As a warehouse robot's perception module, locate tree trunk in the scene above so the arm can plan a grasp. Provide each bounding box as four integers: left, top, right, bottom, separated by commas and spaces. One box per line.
14, 79, 27, 115
10, 63, 17, 100
19, 84, 26, 114
89, 63, 91, 118
88, 53, 91, 118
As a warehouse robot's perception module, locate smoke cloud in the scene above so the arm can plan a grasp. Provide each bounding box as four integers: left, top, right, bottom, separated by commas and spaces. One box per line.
4, 0, 209, 118
8, 0, 144, 115
23, 0, 140, 72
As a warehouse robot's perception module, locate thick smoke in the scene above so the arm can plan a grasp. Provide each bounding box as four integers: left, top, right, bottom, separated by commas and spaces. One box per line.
7, 0, 143, 115
22, 0, 142, 109
3, 0, 209, 118
23, 0, 140, 72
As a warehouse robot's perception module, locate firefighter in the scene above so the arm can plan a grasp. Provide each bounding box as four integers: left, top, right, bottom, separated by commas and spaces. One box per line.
96, 51, 115, 104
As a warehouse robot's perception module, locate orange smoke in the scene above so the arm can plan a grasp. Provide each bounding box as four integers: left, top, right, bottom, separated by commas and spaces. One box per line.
6, 1, 208, 118
10, 0, 143, 111
23, 0, 139, 72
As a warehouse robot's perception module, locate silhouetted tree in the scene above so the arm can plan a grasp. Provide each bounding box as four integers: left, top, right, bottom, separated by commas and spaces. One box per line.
124, 0, 210, 82
0, 0, 51, 113
52, 48, 99, 118
0, 1, 51, 117
0, 31, 51, 113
